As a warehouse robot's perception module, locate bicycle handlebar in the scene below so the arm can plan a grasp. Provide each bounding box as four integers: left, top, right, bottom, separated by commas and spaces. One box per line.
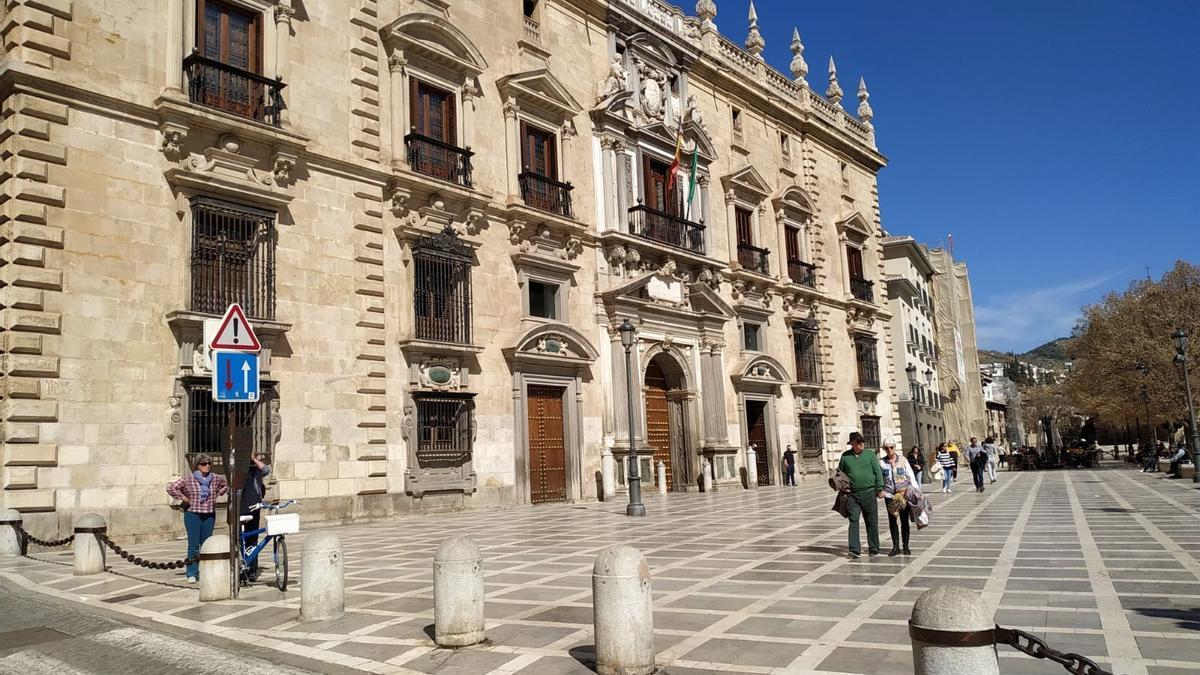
248, 499, 299, 512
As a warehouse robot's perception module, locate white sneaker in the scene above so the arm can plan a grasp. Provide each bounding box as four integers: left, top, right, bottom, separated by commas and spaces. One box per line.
186, 576, 197, 583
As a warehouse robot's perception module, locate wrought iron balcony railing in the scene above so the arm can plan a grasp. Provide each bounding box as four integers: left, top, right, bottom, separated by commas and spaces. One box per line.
850, 277, 874, 303
405, 132, 474, 188
737, 244, 770, 276
184, 53, 284, 127
787, 259, 817, 288
628, 203, 705, 254
518, 170, 574, 219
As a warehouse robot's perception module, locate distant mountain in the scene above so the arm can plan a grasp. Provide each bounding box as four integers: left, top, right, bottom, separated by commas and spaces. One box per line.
979, 337, 1073, 370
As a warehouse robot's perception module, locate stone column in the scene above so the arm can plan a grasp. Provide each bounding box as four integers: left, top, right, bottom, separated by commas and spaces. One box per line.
699, 341, 730, 445
461, 78, 477, 153
165, 0, 185, 93
388, 51, 407, 167
724, 189, 737, 262
274, 4, 293, 124
613, 140, 629, 232
503, 97, 521, 199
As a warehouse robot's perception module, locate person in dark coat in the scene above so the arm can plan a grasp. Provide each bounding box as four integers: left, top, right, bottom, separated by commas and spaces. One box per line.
238, 453, 272, 581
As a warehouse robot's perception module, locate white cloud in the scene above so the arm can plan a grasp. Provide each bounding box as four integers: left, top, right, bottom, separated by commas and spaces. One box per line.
974, 275, 1118, 353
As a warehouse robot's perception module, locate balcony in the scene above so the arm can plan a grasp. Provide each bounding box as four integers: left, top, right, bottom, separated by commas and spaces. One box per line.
850, 277, 874, 303
184, 53, 285, 127
518, 171, 574, 219
522, 16, 541, 42
736, 244, 770, 276
405, 133, 474, 188
628, 203, 705, 254
787, 260, 817, 288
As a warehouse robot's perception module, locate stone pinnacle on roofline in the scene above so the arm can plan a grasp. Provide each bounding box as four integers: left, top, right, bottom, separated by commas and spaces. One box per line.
826, 56, 843, 106
857, 77, 873, 125
745, 1, 765, 59
790, 28, 808, 82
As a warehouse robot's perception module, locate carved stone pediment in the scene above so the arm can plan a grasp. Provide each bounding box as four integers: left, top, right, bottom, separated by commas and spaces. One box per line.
720, 164, 772, 201
392, 189, 490, 241
837, 211, 872, 238
498, 69, 582, 122
731, 354, 789, 392
380, 12, 488, 78
503, 323, 599, 369
163, 132, 299, 208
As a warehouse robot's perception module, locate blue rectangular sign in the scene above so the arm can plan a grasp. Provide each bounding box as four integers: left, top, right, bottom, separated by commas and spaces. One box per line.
211, 350, 260, 402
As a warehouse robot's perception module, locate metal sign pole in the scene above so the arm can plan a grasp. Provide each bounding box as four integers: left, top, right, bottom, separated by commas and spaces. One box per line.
226, 406, 239, 599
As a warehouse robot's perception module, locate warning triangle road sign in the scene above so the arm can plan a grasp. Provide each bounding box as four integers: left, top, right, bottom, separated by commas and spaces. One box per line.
209, 303, 261, 351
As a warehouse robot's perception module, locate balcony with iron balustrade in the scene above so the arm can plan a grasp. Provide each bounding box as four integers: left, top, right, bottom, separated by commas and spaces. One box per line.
405, 132, 474, 189
627, 201, 706, 255
787, 260, 818, 289
184, 53, 285, 127
850, 277, 874, 303
736, 244, 771, 277
518, 170, 574, 219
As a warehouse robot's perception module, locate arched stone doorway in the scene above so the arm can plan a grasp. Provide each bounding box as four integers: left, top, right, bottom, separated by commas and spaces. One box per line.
643, 354, 691, 491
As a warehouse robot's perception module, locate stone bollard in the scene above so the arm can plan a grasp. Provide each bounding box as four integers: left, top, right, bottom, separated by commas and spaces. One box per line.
433, 536, 484, 647
593, 545, 654, 675
602, 447, 616, 500
73, 513, 106, 576
702, 459, 714, 492
745, 446, 758, 488
910, 586, 999, 675
656, 460, 667, 495
0, 508, 22, 558
1181, 464, 1196, 480
198, 534, 231, 601
301, 531, 344, 622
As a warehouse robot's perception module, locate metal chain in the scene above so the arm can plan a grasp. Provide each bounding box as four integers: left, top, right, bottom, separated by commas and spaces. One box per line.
996, 626, 1113, 675
10, 522, 74, 548
95, 531, 198, 571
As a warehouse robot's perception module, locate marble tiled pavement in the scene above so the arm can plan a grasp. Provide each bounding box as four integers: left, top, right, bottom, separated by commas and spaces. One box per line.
3, 463, 1199, 674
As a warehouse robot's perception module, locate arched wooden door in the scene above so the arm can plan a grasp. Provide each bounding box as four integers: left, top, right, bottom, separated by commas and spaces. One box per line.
527, 384, 567, 504
746, 399, 770, 485
644, 361, 674, 492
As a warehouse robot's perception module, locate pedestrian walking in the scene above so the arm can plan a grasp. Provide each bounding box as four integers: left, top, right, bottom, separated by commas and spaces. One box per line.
782, 445, 797, 486
935, 443, 955, 493
166, 455, 229, 583
982, 437, 999, 483
946, 441, 960, 480
880, 440, 914, 556
238, 452, 272, 581
837, 432, 884, 558
906, 445, 925, 485
966, 437, 987, 492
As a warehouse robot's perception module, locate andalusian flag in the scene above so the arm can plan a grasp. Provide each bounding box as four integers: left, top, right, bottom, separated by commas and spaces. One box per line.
685, 144, 698, 220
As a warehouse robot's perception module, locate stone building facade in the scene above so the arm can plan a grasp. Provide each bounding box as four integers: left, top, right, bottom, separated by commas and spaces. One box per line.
883, 236, 945, 453
927, 246, 986, 445
0, 0, 901, 538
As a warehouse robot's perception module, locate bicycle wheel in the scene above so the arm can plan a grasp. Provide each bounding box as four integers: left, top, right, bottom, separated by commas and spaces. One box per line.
273, 536, 289, 592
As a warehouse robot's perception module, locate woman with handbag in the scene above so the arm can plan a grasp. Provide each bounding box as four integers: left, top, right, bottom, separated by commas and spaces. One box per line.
879, 439, 915, 556
934, 443, 955, 493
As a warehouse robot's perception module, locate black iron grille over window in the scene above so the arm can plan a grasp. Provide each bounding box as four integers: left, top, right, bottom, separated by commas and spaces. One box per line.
793, 325, 820, 384
798, 415, 824, 458
860, 416, 881, 451
190, 198, 276, 320
413, 227, 474, 345
414, 394, 474, 467
185, 380, 277, 472
855, 334, 880, 389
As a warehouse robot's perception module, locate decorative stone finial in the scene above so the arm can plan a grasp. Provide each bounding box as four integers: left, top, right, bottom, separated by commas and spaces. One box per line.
826, 56, 843, 106
857, 77, 873, 125
745, 1, 765, 59
789, 28, 808, 82
696, 0, 717, 25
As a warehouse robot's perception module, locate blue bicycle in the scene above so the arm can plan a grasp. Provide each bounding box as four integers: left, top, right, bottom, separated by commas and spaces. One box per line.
238, 499, 299, 591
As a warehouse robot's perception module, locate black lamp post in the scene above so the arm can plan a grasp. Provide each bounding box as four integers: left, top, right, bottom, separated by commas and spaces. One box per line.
905, 364, 922, 453
1172, 329, 1200, 482
924, 368, 935, 446
618, 319, 646, 516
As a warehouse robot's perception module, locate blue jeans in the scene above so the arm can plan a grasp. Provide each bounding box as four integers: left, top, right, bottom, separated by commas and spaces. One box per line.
942, 469, 953, 491
184, 511, 216, 578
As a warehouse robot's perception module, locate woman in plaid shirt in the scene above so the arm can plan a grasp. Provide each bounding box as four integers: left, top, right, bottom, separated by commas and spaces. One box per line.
166, 454, 229, 582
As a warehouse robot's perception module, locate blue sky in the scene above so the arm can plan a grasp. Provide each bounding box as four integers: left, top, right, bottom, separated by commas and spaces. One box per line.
718, 0, 1200, 352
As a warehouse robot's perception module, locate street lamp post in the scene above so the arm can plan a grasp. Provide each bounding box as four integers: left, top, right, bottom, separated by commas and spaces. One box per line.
924, 369, 934, 446
905, 364, 923, 454
618, 319, 646, 516
1172, 329, 1200, 483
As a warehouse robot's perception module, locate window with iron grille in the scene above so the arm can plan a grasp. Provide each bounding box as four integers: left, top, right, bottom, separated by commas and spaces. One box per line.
190, 198, 276, 320
414, 394, 474, 467
793, 324, 820, 383
855, 334, 880, 388
413, 228, 474, 344
798, 415, 824, 458
184, 380, 277, 472
860, 416, 881, 450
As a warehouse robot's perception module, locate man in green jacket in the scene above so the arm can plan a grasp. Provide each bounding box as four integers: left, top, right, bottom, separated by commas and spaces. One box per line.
837, 431, 884, 558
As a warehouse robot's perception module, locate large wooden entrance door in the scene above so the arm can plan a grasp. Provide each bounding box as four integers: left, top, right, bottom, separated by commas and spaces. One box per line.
747, 400, 770, 485
644, 361, 674, 492
527, 385, 567, 504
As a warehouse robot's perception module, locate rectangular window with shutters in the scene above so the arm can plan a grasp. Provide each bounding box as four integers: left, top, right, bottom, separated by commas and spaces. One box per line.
735, 207, 753, 247
860, 416, 881, 451
518, 121, 572, 217
793, 325, 819, 384
520, 121, 556, 178
185, 380, 277, 473
190, 198, 276, 320
192, 0, 266, 120
406, 79, 474, 186
414, 394, 474, 468
642, 156, 674, 215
